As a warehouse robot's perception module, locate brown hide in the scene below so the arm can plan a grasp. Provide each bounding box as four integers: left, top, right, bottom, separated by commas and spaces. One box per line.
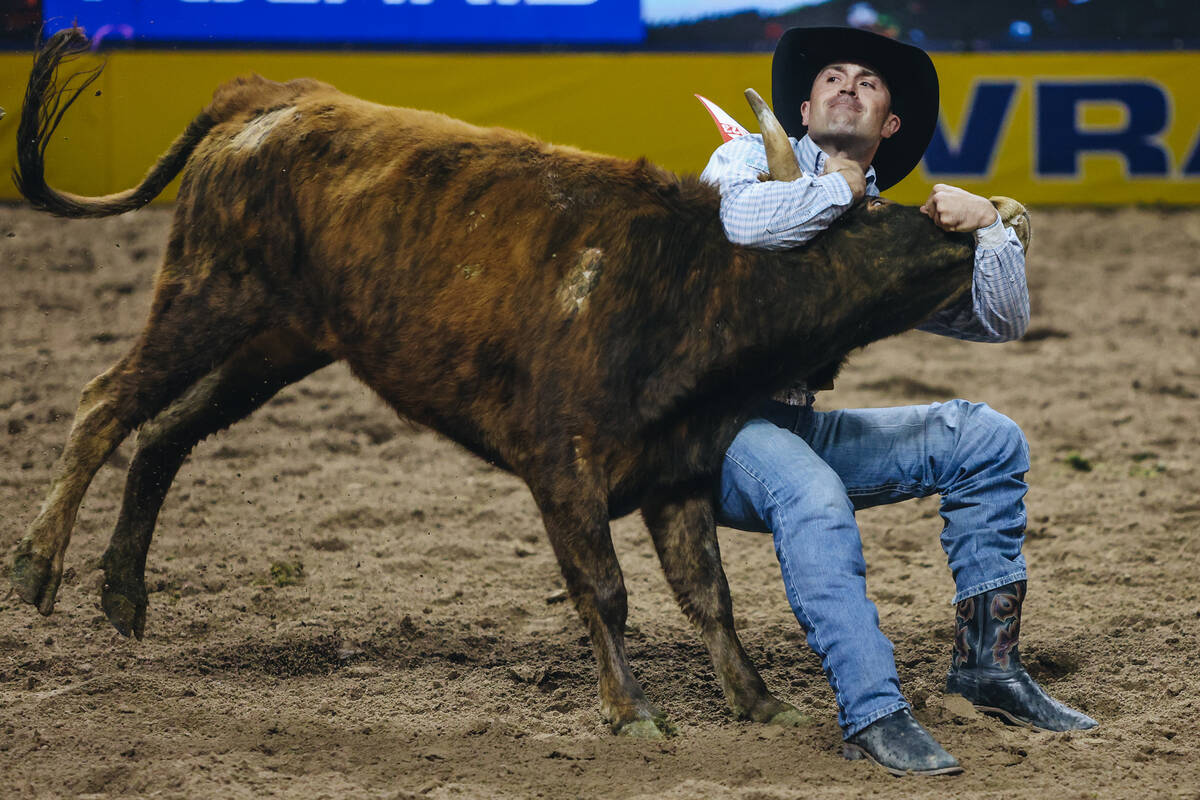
178, 75, 695, 472
12, 30, 976, 736
169, 74, 972, 503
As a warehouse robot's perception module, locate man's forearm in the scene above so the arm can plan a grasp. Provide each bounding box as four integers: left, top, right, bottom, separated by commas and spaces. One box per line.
700, 135, 870, 250
918, 223, 1029, 342
717, 173, 856, 249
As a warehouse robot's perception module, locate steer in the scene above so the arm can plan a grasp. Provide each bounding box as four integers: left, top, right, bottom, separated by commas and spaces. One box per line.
11, 29, 991, 737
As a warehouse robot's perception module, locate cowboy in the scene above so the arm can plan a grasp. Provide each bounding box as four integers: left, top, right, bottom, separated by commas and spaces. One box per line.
699, 27, 1096, 776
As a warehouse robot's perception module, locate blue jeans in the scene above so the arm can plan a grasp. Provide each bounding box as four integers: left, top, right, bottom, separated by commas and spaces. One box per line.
717, 399, 1029, 737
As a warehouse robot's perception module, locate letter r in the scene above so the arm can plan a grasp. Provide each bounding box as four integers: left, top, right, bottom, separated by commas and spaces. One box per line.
1037, 82, 1169, 176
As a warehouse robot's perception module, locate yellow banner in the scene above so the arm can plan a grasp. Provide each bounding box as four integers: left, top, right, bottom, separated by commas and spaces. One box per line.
1, 50, 1197, 205
910, 52, 1200, 204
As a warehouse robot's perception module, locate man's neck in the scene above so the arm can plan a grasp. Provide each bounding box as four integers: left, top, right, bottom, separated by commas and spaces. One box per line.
809, 133, 878, 172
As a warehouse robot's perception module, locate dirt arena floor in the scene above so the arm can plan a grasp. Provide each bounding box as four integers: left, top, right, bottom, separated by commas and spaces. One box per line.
1, 204, 1198, 798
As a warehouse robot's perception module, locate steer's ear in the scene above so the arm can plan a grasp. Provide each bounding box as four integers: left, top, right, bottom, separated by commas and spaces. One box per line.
744, 88, 803, 182
989, 196, 1031, 253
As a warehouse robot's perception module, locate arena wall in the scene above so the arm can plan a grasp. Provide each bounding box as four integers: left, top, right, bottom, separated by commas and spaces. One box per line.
1, 50, 1197, 205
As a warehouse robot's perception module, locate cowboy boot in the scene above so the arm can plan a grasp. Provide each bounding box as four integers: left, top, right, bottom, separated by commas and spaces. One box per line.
843, 708, 962, 777
946, 581, 1097, 731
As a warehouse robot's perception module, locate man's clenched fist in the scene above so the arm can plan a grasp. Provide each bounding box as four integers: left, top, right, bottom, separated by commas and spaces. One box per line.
920, 184, 1000, 232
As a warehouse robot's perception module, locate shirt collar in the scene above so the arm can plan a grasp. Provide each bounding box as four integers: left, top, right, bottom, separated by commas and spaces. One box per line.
796, 134, 878, 187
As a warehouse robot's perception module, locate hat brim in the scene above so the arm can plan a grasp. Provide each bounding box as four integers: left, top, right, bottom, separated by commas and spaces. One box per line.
771, 27, 939, 191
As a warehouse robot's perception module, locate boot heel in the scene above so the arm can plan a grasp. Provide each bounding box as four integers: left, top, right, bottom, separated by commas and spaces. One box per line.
843, 743, 865, 761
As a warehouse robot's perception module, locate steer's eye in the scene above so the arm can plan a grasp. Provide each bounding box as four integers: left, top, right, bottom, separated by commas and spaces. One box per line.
867, 198, 888, 211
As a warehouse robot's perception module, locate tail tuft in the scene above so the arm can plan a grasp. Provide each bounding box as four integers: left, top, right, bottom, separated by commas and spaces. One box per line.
13, 29, 102, 214
12, 27, 217, 218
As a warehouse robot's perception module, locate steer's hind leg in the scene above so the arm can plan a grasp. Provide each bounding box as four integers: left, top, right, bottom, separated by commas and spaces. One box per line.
12, 263, 279, 615
12, 363, 134, 614
102, 330, 331, 638
642, 492, 809, 727
533, 484, 672, 738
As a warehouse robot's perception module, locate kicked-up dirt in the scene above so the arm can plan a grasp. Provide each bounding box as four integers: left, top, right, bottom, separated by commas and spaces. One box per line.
1, 204, 1198, 798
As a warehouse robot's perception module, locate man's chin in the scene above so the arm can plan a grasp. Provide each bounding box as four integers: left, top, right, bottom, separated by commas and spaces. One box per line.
826, 112, 866, 130
810, 126, 874, 152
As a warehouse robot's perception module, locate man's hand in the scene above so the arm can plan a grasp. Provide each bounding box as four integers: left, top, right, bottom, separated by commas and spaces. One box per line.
823, 156, 866, 202
920, 184, 1000, 232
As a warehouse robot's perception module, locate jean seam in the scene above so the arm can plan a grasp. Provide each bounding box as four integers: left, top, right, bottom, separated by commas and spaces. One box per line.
777, 544, 849, 728
723, 450, 772, 500
725, 451, 850, 722
845, 482, 923, 498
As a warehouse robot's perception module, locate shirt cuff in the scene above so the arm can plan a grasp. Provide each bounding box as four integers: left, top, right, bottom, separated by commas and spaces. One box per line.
974, 211, 1008, 249
814, 171, 855, 207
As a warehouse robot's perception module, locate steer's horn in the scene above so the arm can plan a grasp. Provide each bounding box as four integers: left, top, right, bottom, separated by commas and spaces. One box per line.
989, 196, 1032, 254
744, 88, 802, 182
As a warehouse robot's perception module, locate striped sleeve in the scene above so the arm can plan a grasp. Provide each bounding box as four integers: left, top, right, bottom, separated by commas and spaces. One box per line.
917, 215, 1030, 342
699, 135, 867, 251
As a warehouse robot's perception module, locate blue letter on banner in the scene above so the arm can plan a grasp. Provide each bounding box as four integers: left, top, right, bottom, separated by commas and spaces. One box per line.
1183, 129, 1200, 176
923, 82, 1017, 177
1037, 82, 1169, 176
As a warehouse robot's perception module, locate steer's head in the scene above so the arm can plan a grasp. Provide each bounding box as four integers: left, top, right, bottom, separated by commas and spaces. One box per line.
743, 88, 977, 334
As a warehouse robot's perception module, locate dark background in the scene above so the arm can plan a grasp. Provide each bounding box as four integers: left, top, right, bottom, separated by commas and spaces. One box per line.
3, 0, 1198, 50
647, 0, 1200, 51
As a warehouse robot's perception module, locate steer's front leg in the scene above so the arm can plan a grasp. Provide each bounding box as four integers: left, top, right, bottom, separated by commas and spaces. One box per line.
531, 482, 673, 738
642, 491, 810, 727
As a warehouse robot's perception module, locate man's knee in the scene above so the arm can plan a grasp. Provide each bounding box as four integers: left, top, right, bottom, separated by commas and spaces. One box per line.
933, 399, 1029, 481
962, 400, 1027, 461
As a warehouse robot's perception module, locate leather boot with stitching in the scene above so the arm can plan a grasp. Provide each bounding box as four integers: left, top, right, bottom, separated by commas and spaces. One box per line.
946, 580, 1097, 732
843, 708, 962, 777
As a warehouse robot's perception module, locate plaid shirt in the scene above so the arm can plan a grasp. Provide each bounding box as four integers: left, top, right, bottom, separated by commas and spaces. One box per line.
700, 134, 1030, 404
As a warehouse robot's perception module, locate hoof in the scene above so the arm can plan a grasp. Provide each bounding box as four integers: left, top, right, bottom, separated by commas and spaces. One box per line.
101, 547, 149, 639
101, 587, 146, 640
616, 717, 676, 739
10, 543, 61, 616
767, 706, 814, 727
740, 694, 809, 725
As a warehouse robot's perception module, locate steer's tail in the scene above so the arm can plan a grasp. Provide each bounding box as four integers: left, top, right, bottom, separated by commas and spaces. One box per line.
14, 28, 217, 218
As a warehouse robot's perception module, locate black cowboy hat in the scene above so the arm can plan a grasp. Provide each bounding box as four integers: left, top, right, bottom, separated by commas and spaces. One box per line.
771, 26, 939, 191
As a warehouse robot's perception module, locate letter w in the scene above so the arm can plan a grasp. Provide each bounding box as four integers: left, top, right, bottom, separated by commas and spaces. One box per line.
923, 83, 1017, 177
